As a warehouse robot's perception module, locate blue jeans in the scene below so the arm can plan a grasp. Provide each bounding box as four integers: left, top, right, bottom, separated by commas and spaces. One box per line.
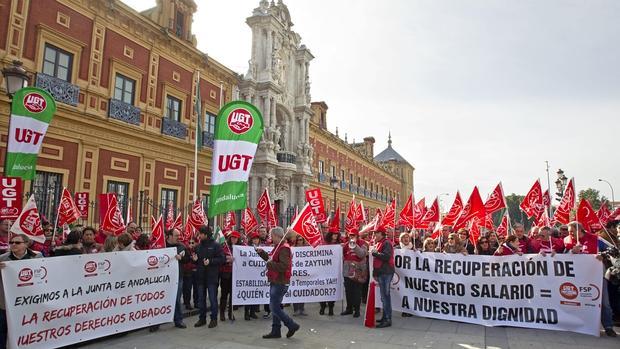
376, 273, 394, 321
602, 278, 613, 329
197, 282, 219, 321
269, 284, 297, 334
174, 279, 183, 325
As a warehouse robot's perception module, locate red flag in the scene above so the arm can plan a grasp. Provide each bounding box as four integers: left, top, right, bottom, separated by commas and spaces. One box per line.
10, 194, 45, 243
496, 213, 509, 238
382, 199, 396, 229
305, 188, 327, 223
481, 214, 495, 230
364, 281, 377, 328
290, 203, 323, 248
442, 192, 463, 226
0, 177, 22, 220
419, 198, 440, 229
328, 205, 341, 233
542, 189, 551, 209
101, 194, 126, 235
57, 188, 82, 227
397, 193, 414, 228
520, 180, 544, 218
469, 221, 481, 244
345, 199, 357, 233
224, 211, 236, 232
484, 183, 506, 215
552, 178, 575, 225
242, 207, 258, 233
165, 202, 175, 230
535, 210, 551, 228
269, 204, 278, 227
609, 206, 620, 221
413, 198, 426, 228
577, 198, 602, 233
360, 214, 380, 235
453, 187, 486, 231
171, 213, 183, 231
150, 215, 166, 249
188, 199, 207, 229
430, 223, 442, 239
597, 202, 612, 225
257, 189, 277, 228
74, 192, 89, 218
181, 214, 195, 242
355, 201, 366, 224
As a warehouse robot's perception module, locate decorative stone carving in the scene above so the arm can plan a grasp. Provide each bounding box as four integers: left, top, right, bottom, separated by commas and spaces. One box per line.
273, 178, 290, 200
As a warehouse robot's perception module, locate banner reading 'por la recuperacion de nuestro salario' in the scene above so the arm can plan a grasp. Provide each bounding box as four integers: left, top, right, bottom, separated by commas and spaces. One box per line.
1, 249, 179, 349
372, 250, 603, 336
208, 101, 263, 217
232, 245, 343, 305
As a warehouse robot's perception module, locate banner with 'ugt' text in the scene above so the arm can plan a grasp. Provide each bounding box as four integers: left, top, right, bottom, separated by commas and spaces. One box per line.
232, 245, 342, 305
1, 249, 179, 349
373, 250, 602, 336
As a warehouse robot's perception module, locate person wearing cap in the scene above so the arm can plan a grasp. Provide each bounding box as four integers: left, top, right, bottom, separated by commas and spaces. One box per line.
341, 228, 368, 318
220, 231, 241, 322
371, 224, 395, 328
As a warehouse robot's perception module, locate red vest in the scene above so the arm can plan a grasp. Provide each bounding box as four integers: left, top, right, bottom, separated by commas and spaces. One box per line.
266, 242, 292, 282
372, 238, 395, 270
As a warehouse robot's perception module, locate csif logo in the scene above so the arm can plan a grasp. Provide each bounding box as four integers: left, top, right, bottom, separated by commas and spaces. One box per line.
227, 108, 253, 134
23, 92, 47, 113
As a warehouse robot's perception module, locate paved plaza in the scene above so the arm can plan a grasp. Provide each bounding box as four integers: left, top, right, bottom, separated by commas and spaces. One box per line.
78, 303, 619, 349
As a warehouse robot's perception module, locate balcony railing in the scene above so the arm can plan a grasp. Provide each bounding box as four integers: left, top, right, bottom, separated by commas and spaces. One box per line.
162, 117, 187, 139
35, 73, 79, 106
202, 131, 214, 148
108, 98, 141, 125
277, 151, 296, 164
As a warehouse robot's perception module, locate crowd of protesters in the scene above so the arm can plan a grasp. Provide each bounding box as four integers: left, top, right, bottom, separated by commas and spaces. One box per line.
0, 215, 618, 348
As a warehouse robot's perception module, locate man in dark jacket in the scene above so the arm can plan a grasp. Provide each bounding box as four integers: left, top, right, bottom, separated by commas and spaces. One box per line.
371, 225, 395, 328
256, 227, 300, 339
192, 225, 225, 328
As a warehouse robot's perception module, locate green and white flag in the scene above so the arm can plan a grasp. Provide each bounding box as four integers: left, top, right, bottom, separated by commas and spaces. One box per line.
5, 87, 56, 180
208, 101, 263, 218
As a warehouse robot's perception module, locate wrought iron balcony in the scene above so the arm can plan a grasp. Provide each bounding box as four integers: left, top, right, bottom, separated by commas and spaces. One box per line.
161, 117, 187, 139
108, 98, 141, 125
35, 73, 79, 106
202, 131, 214, 148
277, 151, 296, 164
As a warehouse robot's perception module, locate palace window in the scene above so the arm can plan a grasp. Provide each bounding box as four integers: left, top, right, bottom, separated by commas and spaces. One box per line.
175, 11, 185, 37
205, 112, 216, 135
107, 181, 129, 217
30, 171, 63, 223
318, 160, 324, 174
42, 44, 73, 81
161, 188, 178, 216
113, 74, 135, 105
165, 96, 182, 121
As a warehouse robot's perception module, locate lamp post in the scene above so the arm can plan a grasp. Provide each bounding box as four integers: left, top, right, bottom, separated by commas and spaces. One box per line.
598, 179, 615, 208
330, 176, 339, 229
555, 169, 568, 202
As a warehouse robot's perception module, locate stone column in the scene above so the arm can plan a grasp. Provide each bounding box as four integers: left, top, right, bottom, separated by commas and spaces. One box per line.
266, 30, 273, 73
264, 96, 271, 129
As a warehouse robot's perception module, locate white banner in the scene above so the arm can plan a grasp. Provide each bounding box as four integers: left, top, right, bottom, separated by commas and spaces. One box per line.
232, 245, 343, 305
373, 250, 603, 336
1, 249, 179, 349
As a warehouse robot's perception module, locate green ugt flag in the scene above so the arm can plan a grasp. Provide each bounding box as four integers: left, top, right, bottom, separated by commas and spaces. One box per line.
5, 87, 56, 180
208, 101, 263, 218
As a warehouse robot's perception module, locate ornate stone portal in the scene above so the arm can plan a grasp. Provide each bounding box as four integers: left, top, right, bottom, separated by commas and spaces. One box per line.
240, 1, 314, 222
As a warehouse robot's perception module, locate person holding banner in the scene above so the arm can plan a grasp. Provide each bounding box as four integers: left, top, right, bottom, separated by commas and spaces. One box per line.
192, 226, 225, 329
0, 234, 43, 349
371, 225, 395, 328
494, 235, 523, 256
342, 228, 368, 318
166, 228, 190, 329
255, 227, 300, 339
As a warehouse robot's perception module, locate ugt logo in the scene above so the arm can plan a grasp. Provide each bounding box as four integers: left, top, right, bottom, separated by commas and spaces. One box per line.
227, 108, 253, 134
23, 92, 47, 113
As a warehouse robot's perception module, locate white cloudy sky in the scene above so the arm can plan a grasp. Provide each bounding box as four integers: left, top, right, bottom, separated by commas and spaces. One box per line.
122, 0, 620, 207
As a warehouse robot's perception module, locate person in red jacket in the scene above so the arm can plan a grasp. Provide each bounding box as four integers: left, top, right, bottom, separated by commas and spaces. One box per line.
494, 235, 523, 256
530, 226, 564, 255
256, 227, 300, 339
513, 224, 532, 253
371, 225, 395, 328
341, 228, 368, 318
563, 221, 598, 254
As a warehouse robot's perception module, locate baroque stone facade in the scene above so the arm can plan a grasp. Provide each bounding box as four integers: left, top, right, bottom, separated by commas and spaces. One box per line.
240, 0, 315, 216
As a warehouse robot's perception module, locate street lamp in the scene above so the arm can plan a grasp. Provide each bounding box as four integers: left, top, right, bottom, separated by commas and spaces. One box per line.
330, 176, 339, 229
598, 179, 615, 208
2, 60, 29, 97
555, 169, 568, 201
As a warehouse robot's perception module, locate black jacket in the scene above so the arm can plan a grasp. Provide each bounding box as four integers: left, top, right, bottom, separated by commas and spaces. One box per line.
166, 241, 190, 278
193, 238, 225, 284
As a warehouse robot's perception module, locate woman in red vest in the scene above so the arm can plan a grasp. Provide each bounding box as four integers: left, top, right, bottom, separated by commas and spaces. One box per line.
341, 228, 368, 318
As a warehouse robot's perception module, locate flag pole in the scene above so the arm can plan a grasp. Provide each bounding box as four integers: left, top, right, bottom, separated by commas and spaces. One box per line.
51, 189, 62, 243
193, 71, 201, 202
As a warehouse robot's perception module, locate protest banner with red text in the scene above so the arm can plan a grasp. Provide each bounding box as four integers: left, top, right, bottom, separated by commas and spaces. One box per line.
74, 192, 89, 219
0, 177, 22, 220
1, 249, 178, 349
305, 188, 327, 223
